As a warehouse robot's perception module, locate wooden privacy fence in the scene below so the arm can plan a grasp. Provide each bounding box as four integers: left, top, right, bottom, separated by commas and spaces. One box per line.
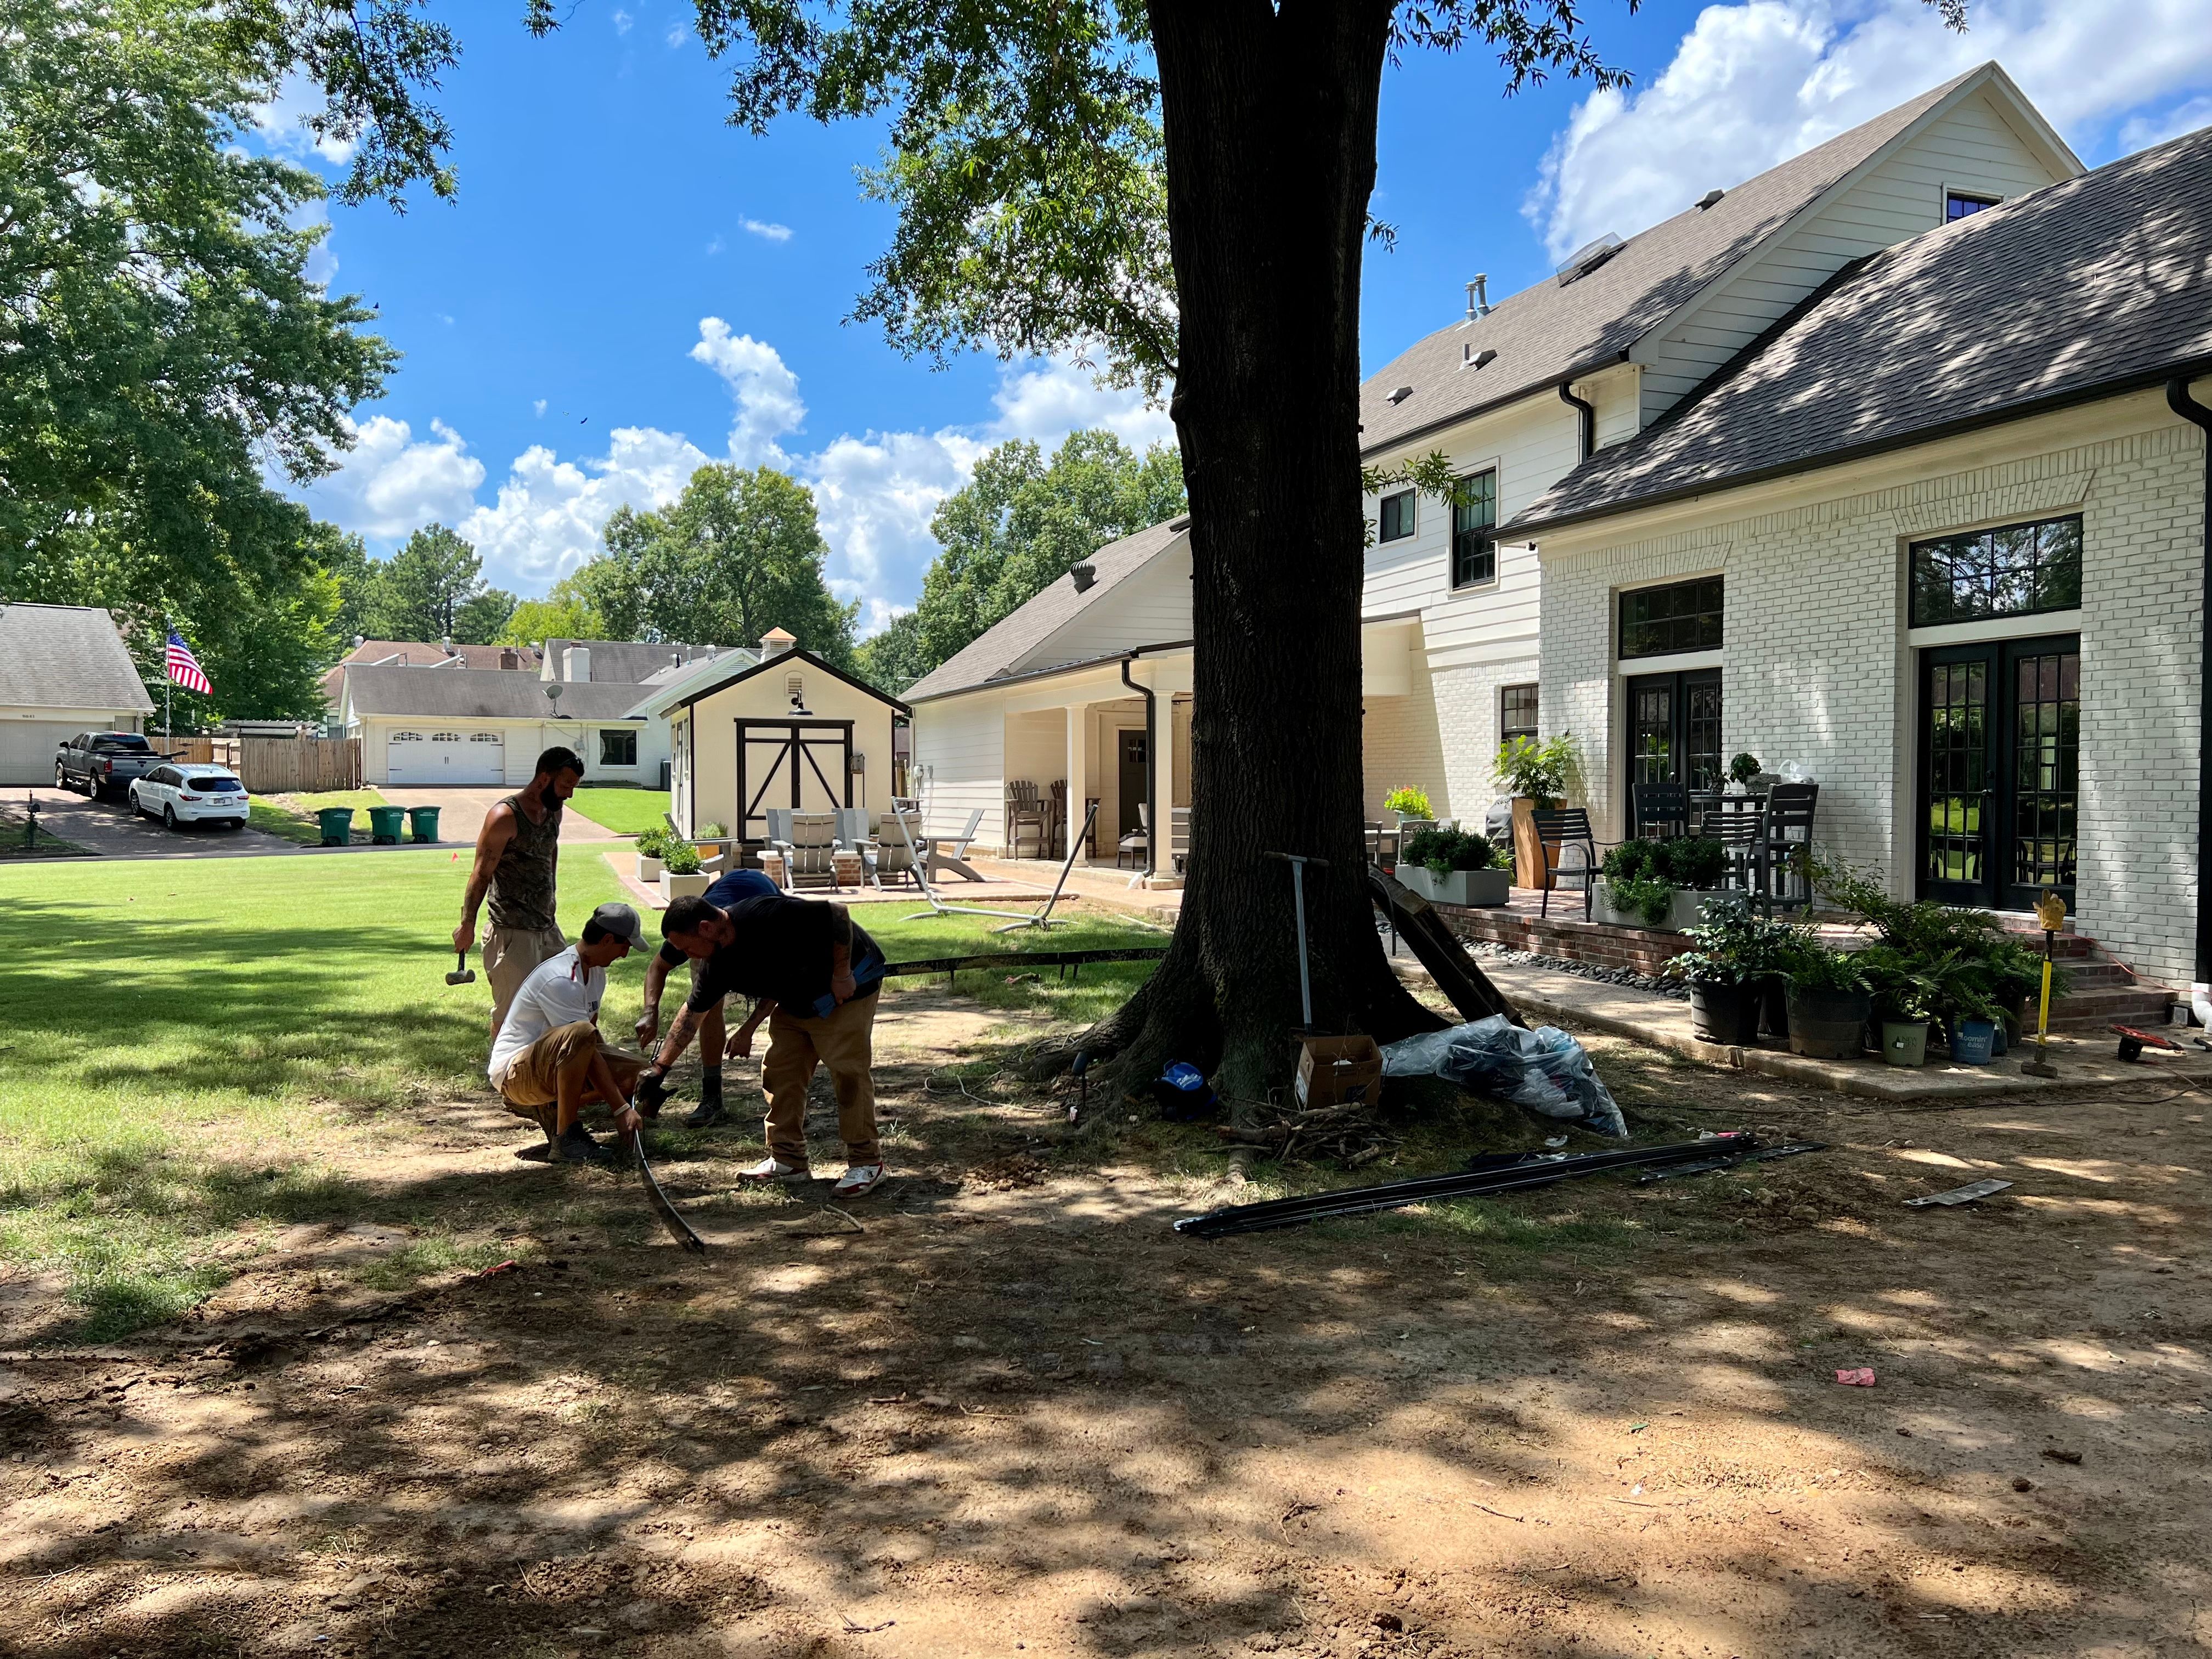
163, 736, 362, 792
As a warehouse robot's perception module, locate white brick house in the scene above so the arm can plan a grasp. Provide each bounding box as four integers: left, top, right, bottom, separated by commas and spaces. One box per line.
1510, 124, 2212, 987
1353, 62, 2079, 823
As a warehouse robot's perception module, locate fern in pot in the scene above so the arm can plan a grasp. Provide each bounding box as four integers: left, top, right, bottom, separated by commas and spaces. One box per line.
1780, 939, 1871, 1060
1398, 826, 1508, 907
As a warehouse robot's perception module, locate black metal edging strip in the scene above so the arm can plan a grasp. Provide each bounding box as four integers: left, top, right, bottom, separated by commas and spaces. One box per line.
882, 947, 1169, 977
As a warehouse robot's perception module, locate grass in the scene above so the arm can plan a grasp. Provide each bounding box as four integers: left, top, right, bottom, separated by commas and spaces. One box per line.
251, 787, 392, 845
0, 806, 93, 859
0, 850, 1164, 1338
565, 787, 673, 837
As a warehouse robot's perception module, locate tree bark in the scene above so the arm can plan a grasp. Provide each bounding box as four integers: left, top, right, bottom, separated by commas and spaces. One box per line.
1065, 0, 1437, 1106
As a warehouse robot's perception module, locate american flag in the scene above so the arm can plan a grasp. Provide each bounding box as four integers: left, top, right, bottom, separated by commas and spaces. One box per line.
165, 630, 211, 696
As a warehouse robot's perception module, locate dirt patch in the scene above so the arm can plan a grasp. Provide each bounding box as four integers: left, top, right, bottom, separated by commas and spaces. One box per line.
4, 996, 2210, 1657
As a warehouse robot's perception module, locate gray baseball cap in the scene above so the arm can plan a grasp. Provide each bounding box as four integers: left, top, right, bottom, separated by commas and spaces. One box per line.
589, 901, 648, 951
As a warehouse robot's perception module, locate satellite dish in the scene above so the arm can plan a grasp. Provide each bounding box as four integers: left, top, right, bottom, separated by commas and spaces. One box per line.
545, 682, 565, 718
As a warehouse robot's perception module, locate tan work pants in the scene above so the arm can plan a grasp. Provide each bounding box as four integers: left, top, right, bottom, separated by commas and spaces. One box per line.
760, 991, 882, 1167
484, 923, 566, 1036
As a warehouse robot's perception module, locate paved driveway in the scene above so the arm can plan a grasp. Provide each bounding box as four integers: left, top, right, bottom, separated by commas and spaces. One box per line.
18, 787, 305, 860
383, 786, 622, 848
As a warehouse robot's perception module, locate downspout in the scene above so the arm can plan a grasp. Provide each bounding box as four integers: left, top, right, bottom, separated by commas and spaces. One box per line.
2167, 376, 2212, 980
1559, 380, 1596, 461
1120, 653, 1158, 877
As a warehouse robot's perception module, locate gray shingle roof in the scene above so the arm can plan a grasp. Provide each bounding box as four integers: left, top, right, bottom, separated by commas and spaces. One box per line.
1509, 122, 2212, 535
543, 639, 738, 685
901, 517, 1190, 702
1356, 67, 1988, 458
0, 603, 153, 713
343, 665, 646, 721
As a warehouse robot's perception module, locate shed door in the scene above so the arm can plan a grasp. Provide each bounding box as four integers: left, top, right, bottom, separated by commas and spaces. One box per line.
735, 720, 853, 843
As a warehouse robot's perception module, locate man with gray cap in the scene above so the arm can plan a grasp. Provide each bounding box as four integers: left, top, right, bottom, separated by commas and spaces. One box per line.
489, 901, 654, 1165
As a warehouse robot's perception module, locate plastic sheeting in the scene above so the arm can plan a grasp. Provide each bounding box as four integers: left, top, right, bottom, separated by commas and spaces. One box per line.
1380, 1016, 1627, 1138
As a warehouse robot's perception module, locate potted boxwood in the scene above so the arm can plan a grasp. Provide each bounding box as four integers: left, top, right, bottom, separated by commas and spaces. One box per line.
1596, 836, 1729, 930
1398, 825, 1510, 907
1780, 940, 1872, 1059
635, 825, 670, 883
1494, 732, 1578, 889
1663, 893, 1792, 1046
659, 837, 710, 901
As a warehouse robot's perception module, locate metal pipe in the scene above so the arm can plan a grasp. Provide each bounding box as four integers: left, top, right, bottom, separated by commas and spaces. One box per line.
1120, 653, 1158, 877
2167, 376, 2212, 980
1558, 379, 1595, 461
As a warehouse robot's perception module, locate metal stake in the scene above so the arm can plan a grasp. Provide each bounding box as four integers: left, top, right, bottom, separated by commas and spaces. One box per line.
1263, 851, 1329, 1032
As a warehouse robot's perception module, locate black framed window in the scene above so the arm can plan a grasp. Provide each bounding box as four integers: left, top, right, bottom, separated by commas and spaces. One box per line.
1945, 191, 1999, 222
1909, 514, 2081, 627
1618, 577, 1723, 659
1500, 683, 1538, 748
1452, 470, 1498, 588
1378, 489, 1415, 543
599, 727, 638, 767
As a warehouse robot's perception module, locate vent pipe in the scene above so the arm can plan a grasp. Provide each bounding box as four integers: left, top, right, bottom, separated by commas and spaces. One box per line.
1465, 274, 1491, 319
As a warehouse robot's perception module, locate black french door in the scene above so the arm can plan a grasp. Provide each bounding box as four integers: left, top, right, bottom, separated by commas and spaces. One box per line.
1918, 634, 2078, 910
1626, 669, 1723, 797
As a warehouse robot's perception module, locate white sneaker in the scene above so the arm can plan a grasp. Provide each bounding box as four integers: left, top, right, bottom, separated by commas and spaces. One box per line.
833, 1163, 887, 1199
738, 1156, 810, 1182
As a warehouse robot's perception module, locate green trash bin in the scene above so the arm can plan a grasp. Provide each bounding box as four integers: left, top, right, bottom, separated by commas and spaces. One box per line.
315, 806, 356, 847
366, 804, 407, 845
407, 805, 442, 844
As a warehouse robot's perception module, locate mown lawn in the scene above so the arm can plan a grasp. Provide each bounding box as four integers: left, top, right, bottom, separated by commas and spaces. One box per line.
0, 850, 1162, 1337
250, 787, 392, 845
565, 787, 672, 836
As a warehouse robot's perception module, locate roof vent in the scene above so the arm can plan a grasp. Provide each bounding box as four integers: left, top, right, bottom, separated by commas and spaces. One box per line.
760, 627, 797, 659
1696, 188, 1725, 210
1070, 562, 1097, 593
1387, 385, 1414, 405
1464, 274, 1492, 319
1462, 344, 1497, 371
1554, 232, 1623, 286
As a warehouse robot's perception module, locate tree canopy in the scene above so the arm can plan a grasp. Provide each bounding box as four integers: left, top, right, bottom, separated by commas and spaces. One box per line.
326, 524, 517, 646
856, 428, 1184, 693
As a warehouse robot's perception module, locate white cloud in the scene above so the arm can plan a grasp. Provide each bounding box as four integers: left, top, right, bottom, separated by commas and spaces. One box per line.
611, 7, 633, 32
688, 318, 806, 463
249, 71, 358, 170
664, 21, 689, 47
2120, 93, 2212, 150
459, 427, 712, 592
1526, 0, 2212, 262
741, 217, 794, 243
302, 415, 485, 539
705, 234, 725, 256
533, 399, 548, 417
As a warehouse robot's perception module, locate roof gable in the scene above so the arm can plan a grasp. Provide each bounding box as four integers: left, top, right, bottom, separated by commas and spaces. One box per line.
1509, 122, 2212, 533
650, 647, 910, 719
1357, 66, 2009, 457
0, 604, 154, 714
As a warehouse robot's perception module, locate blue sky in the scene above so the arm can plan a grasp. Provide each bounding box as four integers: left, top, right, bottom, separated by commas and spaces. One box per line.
273, 0, 2212, 635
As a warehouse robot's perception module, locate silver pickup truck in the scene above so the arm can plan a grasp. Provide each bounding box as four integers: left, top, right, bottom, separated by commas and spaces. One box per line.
55, 731, 165, 799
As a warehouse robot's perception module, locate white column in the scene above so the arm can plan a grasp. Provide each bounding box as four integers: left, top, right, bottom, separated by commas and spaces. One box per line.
1149, 680, 1176, 879
1064, 702, 1090, 861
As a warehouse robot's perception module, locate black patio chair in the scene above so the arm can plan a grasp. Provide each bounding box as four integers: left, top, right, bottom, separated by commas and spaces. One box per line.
1532, 808, 1600, 920
1631, 780, 1691, 840
1762, 782, 1819, 912
1706, 800, 1768, 902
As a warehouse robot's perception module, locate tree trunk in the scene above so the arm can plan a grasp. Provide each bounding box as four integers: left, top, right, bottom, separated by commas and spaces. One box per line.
1066, 0, 1436, 1106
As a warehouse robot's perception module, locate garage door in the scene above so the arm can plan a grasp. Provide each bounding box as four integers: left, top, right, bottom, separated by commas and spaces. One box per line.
0, 719, 83, 787
386, 729, 505, 785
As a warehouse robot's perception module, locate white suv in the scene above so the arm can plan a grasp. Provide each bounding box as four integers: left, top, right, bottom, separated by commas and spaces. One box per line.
129, 763, 252, 831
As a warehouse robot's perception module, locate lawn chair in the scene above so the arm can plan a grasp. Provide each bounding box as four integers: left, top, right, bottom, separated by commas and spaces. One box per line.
771, 810, 841, 891
1005, 780, 1047, 859
1532, 808, 1600, 920
1047, 778, 1068, 859
1169, 805, 1192, 876
1631, 780, 1691, 840
871, 810, 923, 889
924, 808, 985, 883
1117, 802, 1150, 870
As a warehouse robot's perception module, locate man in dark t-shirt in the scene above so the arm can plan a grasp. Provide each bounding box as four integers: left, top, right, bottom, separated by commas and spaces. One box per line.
633, 866, 778, 1128
635, 889, 889, 1197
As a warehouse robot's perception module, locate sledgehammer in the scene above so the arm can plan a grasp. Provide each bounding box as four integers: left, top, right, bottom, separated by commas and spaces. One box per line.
447, 950, 477, 986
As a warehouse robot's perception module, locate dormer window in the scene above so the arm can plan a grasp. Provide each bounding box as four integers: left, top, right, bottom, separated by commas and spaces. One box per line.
1945, 190, 1999, 222
1378, 489, 1416, 543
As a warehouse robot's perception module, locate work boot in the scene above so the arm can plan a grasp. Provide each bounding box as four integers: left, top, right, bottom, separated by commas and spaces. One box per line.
549, 1124, 615, 1166
684, 1071, 726, 1130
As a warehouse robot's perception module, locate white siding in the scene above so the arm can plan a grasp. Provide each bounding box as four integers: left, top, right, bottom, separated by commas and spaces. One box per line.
911, 692, 1006, 850
1015, 541, 1193, 672
1639, 89, 2074, 421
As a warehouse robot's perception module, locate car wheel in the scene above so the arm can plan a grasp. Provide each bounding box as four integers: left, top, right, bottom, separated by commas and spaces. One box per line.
162, 805, 178, 831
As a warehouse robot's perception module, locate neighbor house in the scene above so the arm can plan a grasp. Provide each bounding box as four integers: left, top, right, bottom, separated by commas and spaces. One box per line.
319, 639, 543, 715
641, 629, 907, 842
1507, 122, 2212, 990
1353, 61, 2080, 822
0, 603, 154, 785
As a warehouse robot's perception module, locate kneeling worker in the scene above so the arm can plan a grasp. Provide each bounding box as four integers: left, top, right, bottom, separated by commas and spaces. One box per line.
631, 861, 780, 1128
490, 901, 653, 1165
635, 889, 888, 1197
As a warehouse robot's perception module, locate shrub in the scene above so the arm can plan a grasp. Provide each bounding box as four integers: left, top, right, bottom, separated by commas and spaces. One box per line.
1663, 893, 1797, 985
695, 821, 730, 840
1658, 835, 1726, 890
1383, 786, 1434, 820
1402, 825, 1497, 877
635, 826, 673, 859
1781, 939, 1867, 995
1813, 855, 2059, 1015
1729, 752, 1763, 785
1493, 732, 1578, 806
659, 838, 703, 876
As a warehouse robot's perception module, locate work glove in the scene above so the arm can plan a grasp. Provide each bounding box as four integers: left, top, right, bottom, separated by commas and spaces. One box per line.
633, 1068, 673, 1119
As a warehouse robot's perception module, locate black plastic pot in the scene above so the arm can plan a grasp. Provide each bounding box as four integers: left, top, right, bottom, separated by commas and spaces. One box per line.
1688, 979, 1761, 1046
1786, 985, 1874, 1060
1759, 974, 1791, 1041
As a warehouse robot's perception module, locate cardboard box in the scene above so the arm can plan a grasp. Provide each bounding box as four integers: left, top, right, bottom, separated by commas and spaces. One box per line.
1295, 1035, 1383, 1109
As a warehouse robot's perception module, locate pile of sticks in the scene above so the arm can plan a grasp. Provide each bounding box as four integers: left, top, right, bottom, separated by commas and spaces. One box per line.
1216, 1101, 1398, 1166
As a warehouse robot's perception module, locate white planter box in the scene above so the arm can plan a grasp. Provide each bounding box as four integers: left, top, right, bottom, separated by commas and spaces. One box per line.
1403, 866, 1511, 907
1596, 889, 1720, 931
636, 854, 664, 882
660, 871, 710, 901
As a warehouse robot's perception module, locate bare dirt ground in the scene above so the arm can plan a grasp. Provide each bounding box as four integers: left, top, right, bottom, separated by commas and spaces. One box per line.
3, 993, 2209, 1658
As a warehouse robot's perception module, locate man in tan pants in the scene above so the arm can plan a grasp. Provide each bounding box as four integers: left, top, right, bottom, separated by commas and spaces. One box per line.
454, 744, 585, 1036
489, 902, 652, 1165
638, 889, 888, 1198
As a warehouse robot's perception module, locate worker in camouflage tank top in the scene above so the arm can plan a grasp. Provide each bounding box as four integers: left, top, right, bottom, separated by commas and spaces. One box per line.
455, 745, 585, 1037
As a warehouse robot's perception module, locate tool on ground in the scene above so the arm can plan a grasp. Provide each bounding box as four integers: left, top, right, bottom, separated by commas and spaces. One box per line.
895, 803, 1096, 933
1904, 1177, 2013, 1207
1173, 1132, 1809, 1238
1365, 866, 1521, 1027
2113, 1022, 2183, 1063
445, 950, 476, 986
882, 944, 1167, 995
623, 1128, 707, 1252
2022, 887, 2065, 1077
1261, 849, 1328, 1032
